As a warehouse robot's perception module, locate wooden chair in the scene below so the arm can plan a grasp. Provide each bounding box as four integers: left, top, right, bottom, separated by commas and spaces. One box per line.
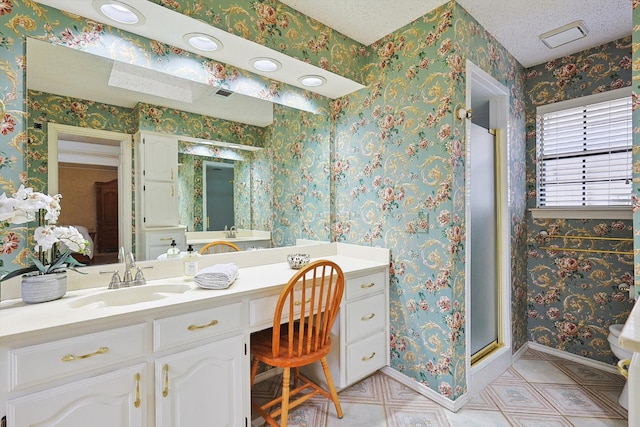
250, 260, 345, 427
198, 241, 240, 254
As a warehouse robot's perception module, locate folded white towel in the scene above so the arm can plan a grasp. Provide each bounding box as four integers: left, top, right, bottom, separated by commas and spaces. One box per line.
194, 263, 239, 290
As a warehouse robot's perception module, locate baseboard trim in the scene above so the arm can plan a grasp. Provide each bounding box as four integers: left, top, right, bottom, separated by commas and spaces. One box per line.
254, 367, 283, 384
380, 366, 468, 412
512, 342, 529, 362
528, 342, 618, 374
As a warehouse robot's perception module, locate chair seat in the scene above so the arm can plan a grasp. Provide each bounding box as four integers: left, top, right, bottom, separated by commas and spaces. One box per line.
251, 325, 331, 367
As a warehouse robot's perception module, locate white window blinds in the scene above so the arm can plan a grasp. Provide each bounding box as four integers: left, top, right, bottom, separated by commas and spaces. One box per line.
536, 88, 632, 207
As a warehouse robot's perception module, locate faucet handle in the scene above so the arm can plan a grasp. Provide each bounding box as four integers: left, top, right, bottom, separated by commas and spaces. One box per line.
133, 266, 152, 286
100, 270, 122, 289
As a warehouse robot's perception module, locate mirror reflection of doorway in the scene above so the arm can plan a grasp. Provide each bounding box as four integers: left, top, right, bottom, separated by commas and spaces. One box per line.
204, 162, 235, 231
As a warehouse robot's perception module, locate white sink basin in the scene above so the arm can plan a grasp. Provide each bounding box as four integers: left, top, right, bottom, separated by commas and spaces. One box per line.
68, 284, 192, 308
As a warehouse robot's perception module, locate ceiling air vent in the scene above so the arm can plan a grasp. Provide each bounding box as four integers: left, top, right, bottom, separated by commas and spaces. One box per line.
212, 88, 233, 98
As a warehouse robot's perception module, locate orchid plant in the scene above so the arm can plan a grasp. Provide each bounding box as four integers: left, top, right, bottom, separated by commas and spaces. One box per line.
0, 185, 89, 282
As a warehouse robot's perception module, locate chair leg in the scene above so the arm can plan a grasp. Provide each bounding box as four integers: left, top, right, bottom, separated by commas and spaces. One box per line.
281, 367, 291, 427
320, 357, 343, 419
250, 357, 260, 386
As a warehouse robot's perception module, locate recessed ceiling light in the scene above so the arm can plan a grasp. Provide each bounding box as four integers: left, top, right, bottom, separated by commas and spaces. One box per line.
539, 20, 589, 49
251, 57, 281, 72
184, 33, 222, 52
299, 75, 326, 87
93, 0, 145, 25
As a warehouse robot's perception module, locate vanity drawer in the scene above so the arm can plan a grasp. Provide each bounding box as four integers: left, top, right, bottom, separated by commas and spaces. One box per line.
345, 293, 386, 343
147, 230, 185, 247
9, 323, 146, 391
154, 302, 242, 352
346, 330, 386, 385
249, 287, 322, 328
345, 271, 386, 301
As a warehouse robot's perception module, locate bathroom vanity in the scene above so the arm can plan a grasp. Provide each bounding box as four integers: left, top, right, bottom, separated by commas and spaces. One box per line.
0, 243, 389, 427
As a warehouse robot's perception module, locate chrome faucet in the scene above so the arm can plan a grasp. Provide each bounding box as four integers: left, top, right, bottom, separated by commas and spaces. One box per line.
229, 225, 236, 238
100, 249, 149, 289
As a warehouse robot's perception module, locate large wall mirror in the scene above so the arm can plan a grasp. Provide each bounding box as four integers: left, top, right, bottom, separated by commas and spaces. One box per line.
27, 37, 332, 263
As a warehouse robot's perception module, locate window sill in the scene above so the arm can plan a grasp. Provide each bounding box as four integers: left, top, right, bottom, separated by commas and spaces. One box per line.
530, 208, 632, 220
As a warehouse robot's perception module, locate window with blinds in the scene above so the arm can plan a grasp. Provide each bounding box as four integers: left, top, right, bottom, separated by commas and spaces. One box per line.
536, 88, 632, 208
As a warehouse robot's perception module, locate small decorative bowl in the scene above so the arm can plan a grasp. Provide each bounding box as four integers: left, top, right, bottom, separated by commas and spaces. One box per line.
287, 253, 310, 269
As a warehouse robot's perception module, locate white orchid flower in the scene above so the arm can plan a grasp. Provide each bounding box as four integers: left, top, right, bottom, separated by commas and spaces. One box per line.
33, 225, 60, 252
34, 225, 88, 254
54, 226, 89, 254
0, 186, 62, 224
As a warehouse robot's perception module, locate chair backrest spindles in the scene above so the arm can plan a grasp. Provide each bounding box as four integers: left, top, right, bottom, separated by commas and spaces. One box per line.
272, 260, 344, 359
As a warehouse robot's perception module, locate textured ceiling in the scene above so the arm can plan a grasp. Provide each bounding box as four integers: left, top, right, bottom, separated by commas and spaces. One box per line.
280, 0, 632, 67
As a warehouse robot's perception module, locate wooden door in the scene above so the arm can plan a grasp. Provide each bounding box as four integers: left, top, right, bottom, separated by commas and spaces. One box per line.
96, 179, 119, 252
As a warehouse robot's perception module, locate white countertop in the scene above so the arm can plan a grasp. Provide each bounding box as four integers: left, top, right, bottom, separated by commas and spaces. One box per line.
0, 243, 389, 342
620, 299, 640, 353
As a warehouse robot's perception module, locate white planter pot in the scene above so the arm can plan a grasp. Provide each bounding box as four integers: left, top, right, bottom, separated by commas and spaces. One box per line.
21, 272, 67, 304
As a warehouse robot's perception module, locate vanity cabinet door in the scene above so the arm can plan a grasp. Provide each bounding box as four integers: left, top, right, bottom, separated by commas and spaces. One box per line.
155, 335, 245, 427
7, 363, 146, 427
143, 180, 179, 227
138, 132, 179, 227
141, 133, 178, 182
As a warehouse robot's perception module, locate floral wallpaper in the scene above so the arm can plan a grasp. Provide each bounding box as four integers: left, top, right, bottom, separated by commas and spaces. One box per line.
267, 104, 331, 246
524, 38, 635, 365
2, 0, 636, 405
330, 1, 527, 399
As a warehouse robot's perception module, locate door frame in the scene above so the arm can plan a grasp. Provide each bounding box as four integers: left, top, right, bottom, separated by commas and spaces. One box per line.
202, 160, 235, 231
47, 123, 133, 254
464, 60, 512, 398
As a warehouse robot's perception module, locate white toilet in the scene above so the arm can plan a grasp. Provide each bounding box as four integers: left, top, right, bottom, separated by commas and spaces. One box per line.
607, 323, 632, 410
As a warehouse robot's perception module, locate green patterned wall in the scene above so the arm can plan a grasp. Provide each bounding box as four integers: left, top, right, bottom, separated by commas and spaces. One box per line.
524, 38, 634, 364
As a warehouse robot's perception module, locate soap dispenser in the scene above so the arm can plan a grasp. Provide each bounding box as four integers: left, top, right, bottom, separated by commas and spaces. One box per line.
183, 244, 198, 281
167, 239, 180, 258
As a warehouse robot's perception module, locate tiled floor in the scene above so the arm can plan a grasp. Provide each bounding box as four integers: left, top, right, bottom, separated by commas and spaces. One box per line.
251, 348, 628, 426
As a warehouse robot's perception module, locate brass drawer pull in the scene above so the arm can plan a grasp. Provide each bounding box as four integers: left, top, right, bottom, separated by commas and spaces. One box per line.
163, 364, 169, 397
134, 373, 141, 408
361, 352, 376, 361
361, 313, 376, 321
187, 320, 219, 331
61, 346, 109, 362
294, 298, 311, 306
360, 282, 375, 289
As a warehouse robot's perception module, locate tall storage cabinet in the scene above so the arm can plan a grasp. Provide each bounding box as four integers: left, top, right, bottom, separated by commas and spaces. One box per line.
136, 132, 184, 260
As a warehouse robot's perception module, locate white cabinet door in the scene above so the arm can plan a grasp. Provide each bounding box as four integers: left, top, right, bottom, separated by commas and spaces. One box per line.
142, 133, 178, 182
155, 335, 245, 427
139, 132, 179, 227
143, 180, 179, 227
7, 364, 146, 427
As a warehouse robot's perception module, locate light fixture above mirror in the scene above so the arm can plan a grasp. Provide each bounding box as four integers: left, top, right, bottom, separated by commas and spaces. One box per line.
251, 57, 282, 72
299, 75, 326, 87
93, 0, 145, 25
39, 0, 364, 100
184, 33, 222, 52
